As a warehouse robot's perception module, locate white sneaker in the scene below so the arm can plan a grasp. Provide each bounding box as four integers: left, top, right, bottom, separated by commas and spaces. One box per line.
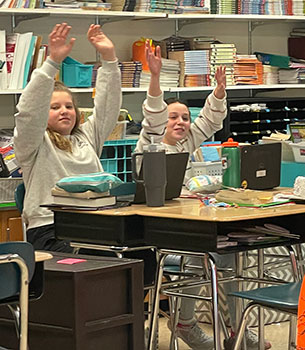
245, 329, 272, 349
168, 320, 214, 350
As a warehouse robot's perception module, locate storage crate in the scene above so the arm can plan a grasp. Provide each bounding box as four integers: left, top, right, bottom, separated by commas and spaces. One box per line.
62, 57, 93, 88
100, 139, 138, 182
0, 178, 23, 203
192, 161, 223, 177
290, 142, 305, 163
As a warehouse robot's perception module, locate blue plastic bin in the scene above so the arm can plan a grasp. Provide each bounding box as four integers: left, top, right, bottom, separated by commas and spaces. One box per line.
62, 57, 93, 88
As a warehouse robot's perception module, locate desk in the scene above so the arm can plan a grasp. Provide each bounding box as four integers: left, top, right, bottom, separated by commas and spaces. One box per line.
53, 198, 305, 350
0, 204, 22, 242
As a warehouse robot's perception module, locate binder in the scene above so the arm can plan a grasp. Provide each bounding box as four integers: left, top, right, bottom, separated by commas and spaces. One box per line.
254, 52, 290, 68
288, 37, 305, 60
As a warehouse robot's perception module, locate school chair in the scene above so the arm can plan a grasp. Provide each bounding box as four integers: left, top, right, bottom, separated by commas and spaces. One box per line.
229, 276, 302, 350
0, 241, 35, 350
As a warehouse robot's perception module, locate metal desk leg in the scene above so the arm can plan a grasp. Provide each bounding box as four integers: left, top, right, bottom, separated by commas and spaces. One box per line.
206, 254, 221, 350
258, 249, 265, 350
148, 251, 166, 350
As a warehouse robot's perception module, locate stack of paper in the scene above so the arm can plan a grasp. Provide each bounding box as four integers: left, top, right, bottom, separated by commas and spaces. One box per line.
210, 43, 236, 86
234, 55, 263, 85
263, 65, 279, 85
278, 68, 299, 84
119, 61, 142, 88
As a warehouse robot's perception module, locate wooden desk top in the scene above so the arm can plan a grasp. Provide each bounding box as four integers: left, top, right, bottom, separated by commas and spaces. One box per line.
35, 251, 53, 262
60, 197, 305, 222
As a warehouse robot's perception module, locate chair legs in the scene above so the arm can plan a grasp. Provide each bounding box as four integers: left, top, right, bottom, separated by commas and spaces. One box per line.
0, 254, 29, 350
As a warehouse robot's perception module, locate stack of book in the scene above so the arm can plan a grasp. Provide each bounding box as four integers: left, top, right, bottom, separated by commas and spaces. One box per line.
149, 0, 178, 12
119, 61, 142, 88
51, 186, 116, 209
184, 50, 210, 87
210, 43, 236, 86
140, 57, 180, 88
234, 55, 263, 85
155, 36, 192, 58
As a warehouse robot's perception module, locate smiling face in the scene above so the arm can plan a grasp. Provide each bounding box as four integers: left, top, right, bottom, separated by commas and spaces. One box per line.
48, 91, 77, 135
163, 102, 191, 145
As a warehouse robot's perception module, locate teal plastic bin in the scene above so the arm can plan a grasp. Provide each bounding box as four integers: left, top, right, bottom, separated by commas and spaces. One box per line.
62, 57, 93, 88
280, 161, 305, 187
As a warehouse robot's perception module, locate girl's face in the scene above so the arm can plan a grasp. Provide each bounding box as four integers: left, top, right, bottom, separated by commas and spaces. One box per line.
48, 91, 77, 135
164, 102, 191, 145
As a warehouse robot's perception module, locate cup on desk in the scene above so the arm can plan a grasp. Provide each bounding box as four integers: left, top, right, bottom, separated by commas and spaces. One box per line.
132, 143, 167, 207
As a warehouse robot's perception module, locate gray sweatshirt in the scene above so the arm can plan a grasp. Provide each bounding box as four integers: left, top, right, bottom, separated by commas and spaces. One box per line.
14, 58, 122, 229
135, 91, 227, 180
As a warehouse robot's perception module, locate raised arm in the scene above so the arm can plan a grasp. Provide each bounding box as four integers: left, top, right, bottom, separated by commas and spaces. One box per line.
81, 25, 121, 154
87, 24, 117, 61
146, 39, 162, 97
49, 23, 75, 64
14, 23, 76, 165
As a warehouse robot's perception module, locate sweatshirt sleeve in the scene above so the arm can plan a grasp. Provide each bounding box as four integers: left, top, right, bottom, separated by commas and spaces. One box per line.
80, 59, 122, 156
135, 92, 168, 153
14, 58, 58, 166
187, 89, 227, 150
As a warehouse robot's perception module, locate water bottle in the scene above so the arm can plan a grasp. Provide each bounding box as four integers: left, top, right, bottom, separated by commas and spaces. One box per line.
132, 138, 167, 207
221, 138, 241, 188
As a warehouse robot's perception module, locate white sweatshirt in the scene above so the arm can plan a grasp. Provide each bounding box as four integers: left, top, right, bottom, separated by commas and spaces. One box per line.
135, 90, 227, 180
14, 58, 122, 229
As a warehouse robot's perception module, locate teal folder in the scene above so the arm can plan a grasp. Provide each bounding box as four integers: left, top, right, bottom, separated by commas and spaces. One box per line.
254, 52, 290, 69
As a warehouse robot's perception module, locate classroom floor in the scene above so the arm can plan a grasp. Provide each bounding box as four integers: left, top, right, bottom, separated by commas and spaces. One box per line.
156, 316, 291, 350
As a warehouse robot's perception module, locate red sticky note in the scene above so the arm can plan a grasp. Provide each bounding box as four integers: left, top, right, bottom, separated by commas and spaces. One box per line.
57, 258, 87, 265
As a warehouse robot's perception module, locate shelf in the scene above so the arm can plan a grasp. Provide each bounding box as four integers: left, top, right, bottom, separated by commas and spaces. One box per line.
167, 13, 305, 22
2, 84, 305, 96
1, 9, 304, 22
0, 8, 167, 19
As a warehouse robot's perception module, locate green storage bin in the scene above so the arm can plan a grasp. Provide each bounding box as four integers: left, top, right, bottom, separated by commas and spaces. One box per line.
62, 57, 93, 88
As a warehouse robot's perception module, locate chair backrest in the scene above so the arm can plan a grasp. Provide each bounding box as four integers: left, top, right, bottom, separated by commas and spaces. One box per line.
0, 241, 35, 300
14, 183, 25, 214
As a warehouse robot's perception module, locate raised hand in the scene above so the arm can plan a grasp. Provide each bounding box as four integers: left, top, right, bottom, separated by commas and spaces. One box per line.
87, 24, 116, 61
145, 39, 162, 76
214, 65, 227, 100
48, 23, 75, 64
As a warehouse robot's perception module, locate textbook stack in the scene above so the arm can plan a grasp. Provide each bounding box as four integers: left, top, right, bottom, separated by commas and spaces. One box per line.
0, 30, 46, 90
140, 58, 180, 88
119, 61, 142, 88
149, 0, 178, 12
184, 50, 210, 87
210, 43, 236, 86
234, 55, 263, 85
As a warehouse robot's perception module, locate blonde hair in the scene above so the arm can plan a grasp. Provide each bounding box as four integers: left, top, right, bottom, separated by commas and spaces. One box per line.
47, 81, 81, 153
